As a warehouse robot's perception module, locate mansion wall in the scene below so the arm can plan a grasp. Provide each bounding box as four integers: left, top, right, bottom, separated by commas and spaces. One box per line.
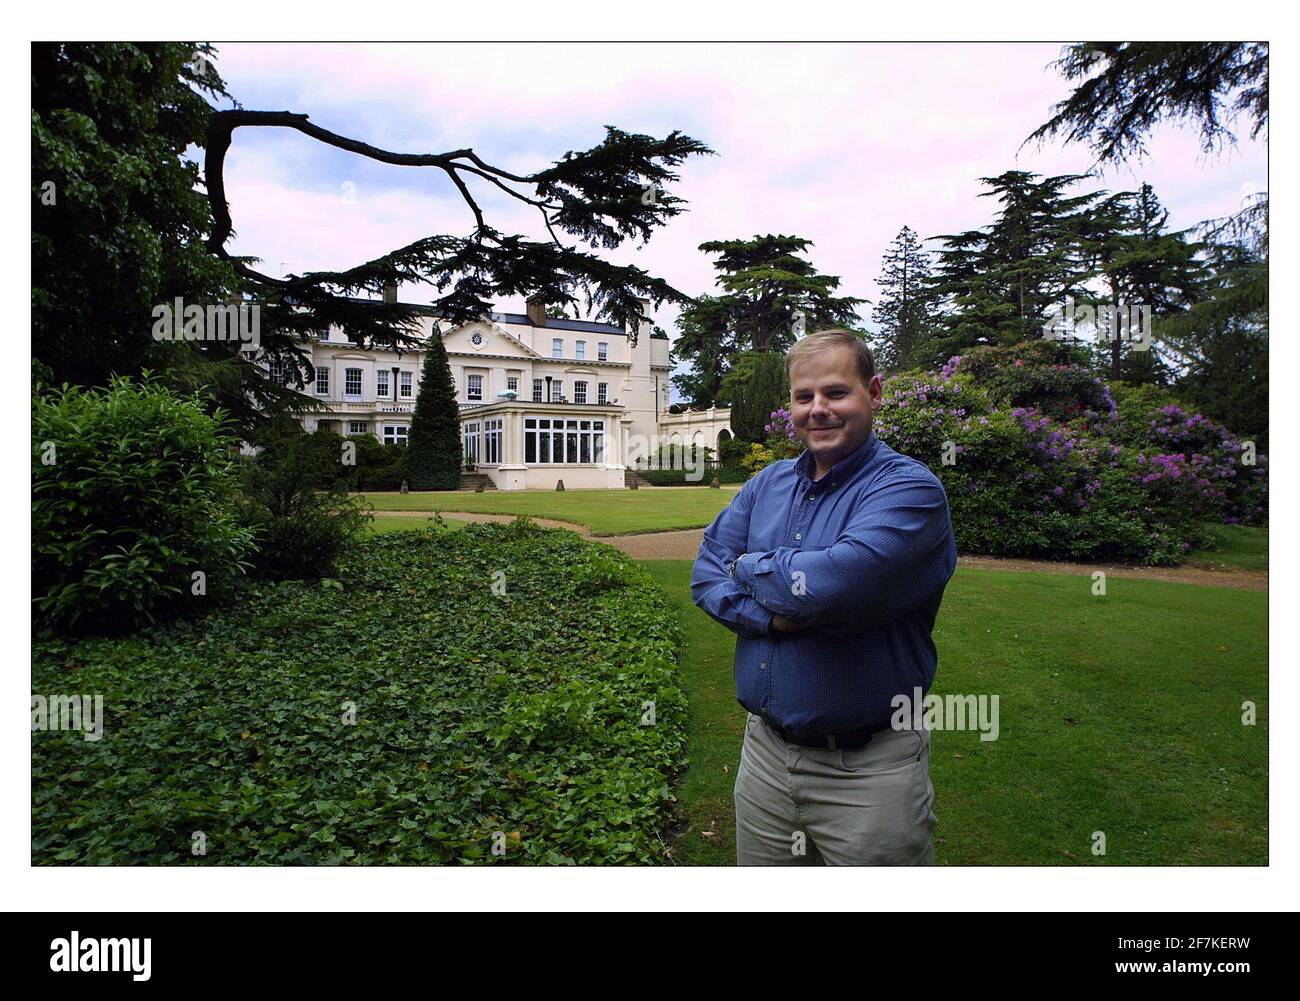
286, 296, 732, 488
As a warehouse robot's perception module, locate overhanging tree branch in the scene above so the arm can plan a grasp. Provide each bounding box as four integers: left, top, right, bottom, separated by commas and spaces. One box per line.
202, 109, 713, 341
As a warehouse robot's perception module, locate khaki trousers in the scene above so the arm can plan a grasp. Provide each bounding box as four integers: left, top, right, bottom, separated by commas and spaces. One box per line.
734, 712, 937, 865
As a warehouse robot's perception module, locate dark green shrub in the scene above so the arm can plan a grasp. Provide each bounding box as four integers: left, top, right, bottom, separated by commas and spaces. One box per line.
237, 427, 371, 580
345, 435, 409, 491
32, 376, 256, 633
718, 436, 751, 471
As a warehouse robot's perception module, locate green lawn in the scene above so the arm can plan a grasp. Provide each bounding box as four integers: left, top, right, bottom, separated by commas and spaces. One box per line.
365, 513, 468, 535
639, 559, 1268, 866
1186, 523, 1269, 572
359, 486, 739, 536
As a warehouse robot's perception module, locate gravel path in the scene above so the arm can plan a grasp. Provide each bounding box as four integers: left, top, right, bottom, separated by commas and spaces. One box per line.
376, 511, 1267, 590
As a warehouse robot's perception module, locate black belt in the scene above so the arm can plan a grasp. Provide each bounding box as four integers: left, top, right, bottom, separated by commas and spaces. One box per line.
760, 714, 893, 750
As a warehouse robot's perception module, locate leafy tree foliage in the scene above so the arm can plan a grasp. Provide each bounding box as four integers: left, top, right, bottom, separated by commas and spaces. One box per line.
671, 235, 865, 407
923, 171, 1100, 364
1028, 42, 1267, 441
34, 42, 712, 436
1026, 42, 1267, 166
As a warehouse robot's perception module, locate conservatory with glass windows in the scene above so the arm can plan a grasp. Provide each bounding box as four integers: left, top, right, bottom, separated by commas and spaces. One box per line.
457, 399, 631, 490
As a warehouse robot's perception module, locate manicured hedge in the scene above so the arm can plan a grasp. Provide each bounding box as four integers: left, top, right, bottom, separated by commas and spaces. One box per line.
32, 521, 686, 865
638, 467, 747, 485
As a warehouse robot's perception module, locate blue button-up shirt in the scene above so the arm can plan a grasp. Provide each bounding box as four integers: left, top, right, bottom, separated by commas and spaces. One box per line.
691, 431, 957, 739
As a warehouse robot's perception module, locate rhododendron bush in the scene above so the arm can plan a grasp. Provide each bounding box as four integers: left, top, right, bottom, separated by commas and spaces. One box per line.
756, 343, 1266, 565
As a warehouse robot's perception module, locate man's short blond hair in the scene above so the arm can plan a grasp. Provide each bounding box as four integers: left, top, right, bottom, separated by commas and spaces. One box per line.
785, 329, 876, 392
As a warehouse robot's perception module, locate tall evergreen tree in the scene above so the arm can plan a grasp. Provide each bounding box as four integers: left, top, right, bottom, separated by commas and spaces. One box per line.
870, 226, 937, 372
923, 171, 1100, 365
1076, 183, 1207, 379
406, 332, 462, 490
1161, 228, 1268, 441
672, 235, 866, 407
727, 351, 790, 444
1028, 41, 1268, 428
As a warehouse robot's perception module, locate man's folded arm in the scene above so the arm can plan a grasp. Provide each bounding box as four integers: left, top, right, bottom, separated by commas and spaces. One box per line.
690, 477, 776, 640
734, 474, 955, 631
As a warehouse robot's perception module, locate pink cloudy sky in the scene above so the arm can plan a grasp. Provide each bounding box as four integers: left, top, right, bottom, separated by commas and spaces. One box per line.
207, 41, 1267, 400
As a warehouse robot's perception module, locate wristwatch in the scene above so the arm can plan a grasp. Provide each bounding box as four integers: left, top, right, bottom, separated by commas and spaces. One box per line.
727, 554, 741, 578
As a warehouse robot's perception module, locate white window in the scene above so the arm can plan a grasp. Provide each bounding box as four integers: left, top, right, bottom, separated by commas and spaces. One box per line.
552, 338, 563, 358
524, 417, 604, 464
400, 371, 413, 398
463, 421, 480, 464
315, 366, 329, 395
268, 359, 289, 385
575, 340, 586, 360
376, 370, 390, 397
382, 424, 408, 445
532, 378, 544, 402
597, 382, 608, 404
507, 375, 519, 392
467, 374, 483, 401
484, 417, 503, 464
348, 420, 368, 435
574, 380, 588, 404
345, 368, 362, 397
598, 341, 608, 361
552, 380, 563, 402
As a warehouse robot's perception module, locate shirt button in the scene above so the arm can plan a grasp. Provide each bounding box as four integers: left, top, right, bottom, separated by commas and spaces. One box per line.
759, 661, 767, 670
795, 533, 801, 540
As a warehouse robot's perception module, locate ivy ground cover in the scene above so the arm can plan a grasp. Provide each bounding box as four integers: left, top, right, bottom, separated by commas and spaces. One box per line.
32, 521, 686, 864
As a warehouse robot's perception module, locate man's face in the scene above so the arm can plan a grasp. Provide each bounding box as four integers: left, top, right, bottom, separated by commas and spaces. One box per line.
789, 345, 882, 473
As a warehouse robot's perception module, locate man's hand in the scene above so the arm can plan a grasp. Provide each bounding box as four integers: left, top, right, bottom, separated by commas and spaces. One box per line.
770, 614, 811, 634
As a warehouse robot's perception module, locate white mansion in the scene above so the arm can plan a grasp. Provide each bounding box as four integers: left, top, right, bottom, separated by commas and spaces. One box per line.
286, 292, 732, 490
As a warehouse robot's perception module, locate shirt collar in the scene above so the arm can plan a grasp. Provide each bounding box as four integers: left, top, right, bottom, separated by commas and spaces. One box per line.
794, 431, 879, 491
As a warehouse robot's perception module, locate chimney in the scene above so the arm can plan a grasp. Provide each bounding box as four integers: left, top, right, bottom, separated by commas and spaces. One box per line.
382, 282, 398, 305
526, 294, 548, 327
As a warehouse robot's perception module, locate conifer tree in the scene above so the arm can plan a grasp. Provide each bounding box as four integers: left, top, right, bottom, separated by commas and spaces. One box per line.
727, 351, 790, 444
871, 226, 937, 372
406, 331, 462, 490
672, 235, 866, 407
923, 171, 1100, 365
1078, 183, 1207, 379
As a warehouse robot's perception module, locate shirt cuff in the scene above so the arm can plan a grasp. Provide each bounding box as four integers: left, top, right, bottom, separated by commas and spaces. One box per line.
734, 551, 757, 592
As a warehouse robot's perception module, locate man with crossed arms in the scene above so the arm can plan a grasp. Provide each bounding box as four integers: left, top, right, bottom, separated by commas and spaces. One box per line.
691, 329, 957, 865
